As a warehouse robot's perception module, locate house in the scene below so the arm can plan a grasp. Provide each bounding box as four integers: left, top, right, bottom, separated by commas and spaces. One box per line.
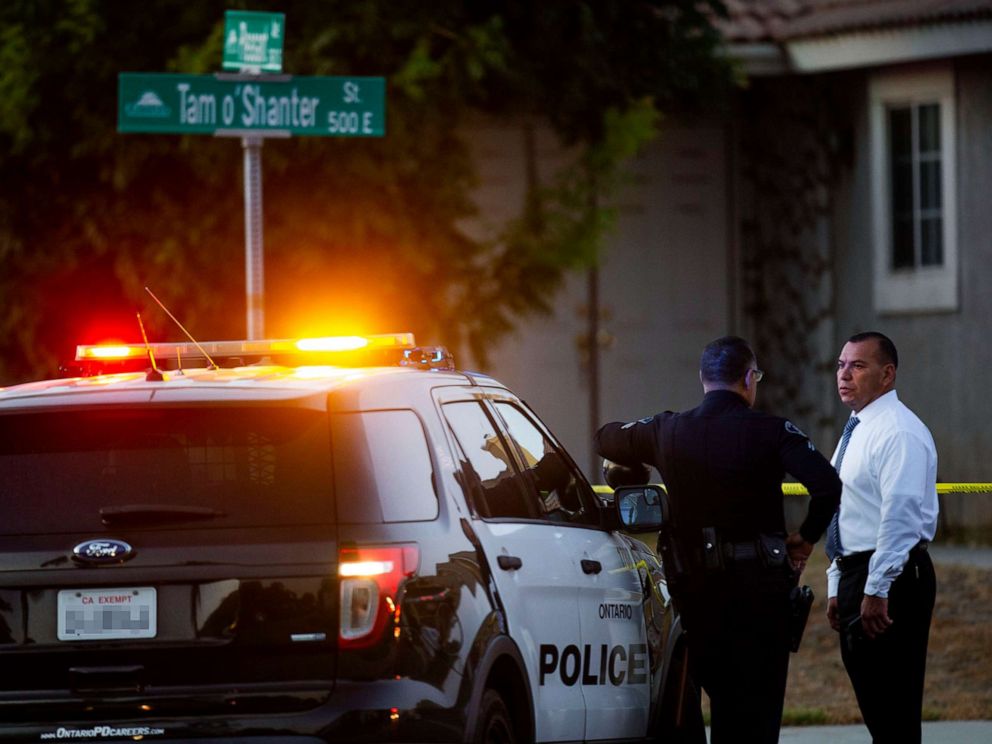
468, 1, 992, 534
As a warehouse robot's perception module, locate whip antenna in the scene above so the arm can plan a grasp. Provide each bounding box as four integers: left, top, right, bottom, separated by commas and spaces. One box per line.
136, 312, 163, 381
144, 287, 218, 369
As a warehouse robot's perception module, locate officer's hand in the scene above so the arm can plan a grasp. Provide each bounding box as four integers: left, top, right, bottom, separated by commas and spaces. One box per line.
860, 595, 892, 639
786, 532, 813, 574
826, 597, 841, 632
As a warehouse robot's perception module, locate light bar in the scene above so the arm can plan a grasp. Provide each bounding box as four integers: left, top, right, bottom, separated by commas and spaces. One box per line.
82, 345, 146, 360
76, 333, 418, 363
339, 560, 395, 578
296, 336, 369, 352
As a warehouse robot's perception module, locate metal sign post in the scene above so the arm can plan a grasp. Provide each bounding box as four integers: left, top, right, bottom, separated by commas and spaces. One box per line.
224, 9, 284, 338
117, 10, 385, 339
242, 136, 265, 339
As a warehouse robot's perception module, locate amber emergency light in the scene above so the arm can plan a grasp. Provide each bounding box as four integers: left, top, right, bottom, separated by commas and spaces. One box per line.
76, 333, 416, 363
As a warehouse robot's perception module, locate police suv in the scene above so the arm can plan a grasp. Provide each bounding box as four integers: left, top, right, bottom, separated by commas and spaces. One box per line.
0, 333, 696, 743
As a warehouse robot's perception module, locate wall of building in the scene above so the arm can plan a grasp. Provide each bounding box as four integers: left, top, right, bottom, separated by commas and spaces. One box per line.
833, 55, 992, 483
463, 118, 732, 479
826, 55, 992, 538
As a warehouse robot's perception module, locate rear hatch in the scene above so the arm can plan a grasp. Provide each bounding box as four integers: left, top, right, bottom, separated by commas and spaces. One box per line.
0, 405, 338, 723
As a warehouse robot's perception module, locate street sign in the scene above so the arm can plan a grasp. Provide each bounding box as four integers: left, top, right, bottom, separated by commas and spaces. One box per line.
118, 73, 385, 137
223, 10, 285, 73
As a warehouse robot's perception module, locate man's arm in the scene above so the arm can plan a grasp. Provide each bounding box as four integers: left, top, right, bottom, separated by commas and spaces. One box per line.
779, 421, 842, 544
864, 431, 932, 598
594, 415, 661, 470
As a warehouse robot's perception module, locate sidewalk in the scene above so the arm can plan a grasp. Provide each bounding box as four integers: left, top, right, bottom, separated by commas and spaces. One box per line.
928, 543, 992, 569
777, 720, 992, 742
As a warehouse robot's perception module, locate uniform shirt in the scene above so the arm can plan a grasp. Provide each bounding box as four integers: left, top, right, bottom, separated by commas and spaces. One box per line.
826, 390, 938, 599
596, 390, 841, 545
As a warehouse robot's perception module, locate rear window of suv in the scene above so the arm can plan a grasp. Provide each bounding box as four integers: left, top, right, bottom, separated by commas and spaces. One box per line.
0, 407, 333, 535
331, 410, 438, 523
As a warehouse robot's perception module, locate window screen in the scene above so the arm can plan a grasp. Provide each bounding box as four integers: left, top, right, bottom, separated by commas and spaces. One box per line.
331, 410, 438, 523
888, 102, 942, 270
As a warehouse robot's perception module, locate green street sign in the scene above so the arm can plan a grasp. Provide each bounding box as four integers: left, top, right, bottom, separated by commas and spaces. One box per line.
118, 73, 385, 137
223, 10, 285, 73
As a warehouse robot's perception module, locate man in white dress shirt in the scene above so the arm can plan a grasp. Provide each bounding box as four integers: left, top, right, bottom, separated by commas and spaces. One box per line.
825, 331, 938, 744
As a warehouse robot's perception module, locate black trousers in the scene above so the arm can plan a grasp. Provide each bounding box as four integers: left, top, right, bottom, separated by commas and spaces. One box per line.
679, 583, 792, 744
837, 547, 936, 744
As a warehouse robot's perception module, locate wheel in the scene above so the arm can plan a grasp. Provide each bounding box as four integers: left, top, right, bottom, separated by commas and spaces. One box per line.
474, 688, 517, 744
656, 642, 706, 744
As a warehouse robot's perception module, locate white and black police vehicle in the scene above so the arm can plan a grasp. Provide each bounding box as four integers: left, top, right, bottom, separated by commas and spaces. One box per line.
0, 332, 696, 743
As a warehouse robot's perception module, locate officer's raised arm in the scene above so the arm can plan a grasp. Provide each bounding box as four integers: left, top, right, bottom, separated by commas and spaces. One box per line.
780, 421, 841, 563
594, 415, 659, 471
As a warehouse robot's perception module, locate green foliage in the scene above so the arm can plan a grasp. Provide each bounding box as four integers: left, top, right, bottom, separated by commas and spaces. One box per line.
0, 0, 732, 382
781, 707, 829, 726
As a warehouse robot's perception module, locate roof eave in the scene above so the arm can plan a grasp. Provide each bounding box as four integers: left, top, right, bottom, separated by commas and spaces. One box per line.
786, 19, 992, 73
722, 42, 790, 77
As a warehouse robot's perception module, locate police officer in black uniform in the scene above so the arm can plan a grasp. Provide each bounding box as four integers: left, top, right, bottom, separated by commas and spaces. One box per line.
596, 336, 841, 744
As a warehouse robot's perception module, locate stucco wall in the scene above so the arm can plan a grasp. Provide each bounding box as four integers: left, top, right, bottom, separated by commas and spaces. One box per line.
464, 119, 732, 479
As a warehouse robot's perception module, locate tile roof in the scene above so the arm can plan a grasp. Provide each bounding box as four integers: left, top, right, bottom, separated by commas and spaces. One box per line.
716, 0, 992, 43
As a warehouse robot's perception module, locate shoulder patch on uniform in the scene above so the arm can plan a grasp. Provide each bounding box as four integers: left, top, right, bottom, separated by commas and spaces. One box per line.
621, 416, 654, 430
784, 421, 808, 438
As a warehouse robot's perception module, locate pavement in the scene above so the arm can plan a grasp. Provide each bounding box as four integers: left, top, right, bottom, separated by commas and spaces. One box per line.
928, 543, 992, 569
777, 721, 992, 742
714, 544, 992, 743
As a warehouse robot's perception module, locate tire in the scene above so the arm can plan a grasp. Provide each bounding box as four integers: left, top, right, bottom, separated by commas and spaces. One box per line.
657, 642, 706, 744
474, 689, 517, 744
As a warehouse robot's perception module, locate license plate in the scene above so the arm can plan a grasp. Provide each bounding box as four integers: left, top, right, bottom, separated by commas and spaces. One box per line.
57, 587, 157, 641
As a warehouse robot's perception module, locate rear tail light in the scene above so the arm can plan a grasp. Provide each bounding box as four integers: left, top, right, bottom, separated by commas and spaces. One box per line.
339, 545, 419, 649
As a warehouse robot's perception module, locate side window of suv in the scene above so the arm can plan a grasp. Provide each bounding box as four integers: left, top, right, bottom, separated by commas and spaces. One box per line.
442, 401, 539, 520
331, 410, 438, 523
493, 402, 599, 527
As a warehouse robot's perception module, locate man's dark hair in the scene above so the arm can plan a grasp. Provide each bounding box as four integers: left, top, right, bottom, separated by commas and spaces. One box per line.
700, 336, 756, 384
848, 331, 898, 368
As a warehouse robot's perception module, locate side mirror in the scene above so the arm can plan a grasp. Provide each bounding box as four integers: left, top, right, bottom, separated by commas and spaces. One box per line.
614, 485, 665, 532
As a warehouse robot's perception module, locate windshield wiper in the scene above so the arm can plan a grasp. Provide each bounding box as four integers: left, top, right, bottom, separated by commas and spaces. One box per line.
99, 504, 225, 526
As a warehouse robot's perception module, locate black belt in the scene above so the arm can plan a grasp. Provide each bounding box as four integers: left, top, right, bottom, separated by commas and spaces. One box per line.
722, 539, 760, 563
836, 540, 929, 573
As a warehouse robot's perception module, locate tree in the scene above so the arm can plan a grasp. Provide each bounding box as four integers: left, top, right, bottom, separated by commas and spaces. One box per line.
0, 0, 731, 383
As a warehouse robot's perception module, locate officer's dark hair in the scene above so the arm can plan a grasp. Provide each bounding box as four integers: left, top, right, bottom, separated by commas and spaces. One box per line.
699, 336, 756, 384
848, 331, 898, 369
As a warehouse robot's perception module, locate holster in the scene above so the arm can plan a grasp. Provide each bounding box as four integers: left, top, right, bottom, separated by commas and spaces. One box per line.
788, 585, 815, 652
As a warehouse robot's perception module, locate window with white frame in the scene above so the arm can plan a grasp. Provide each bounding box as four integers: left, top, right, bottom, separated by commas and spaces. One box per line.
870, 64, 957, 313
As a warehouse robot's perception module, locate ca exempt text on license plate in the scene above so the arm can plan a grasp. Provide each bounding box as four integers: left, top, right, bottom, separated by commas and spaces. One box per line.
57, 587, 157, 641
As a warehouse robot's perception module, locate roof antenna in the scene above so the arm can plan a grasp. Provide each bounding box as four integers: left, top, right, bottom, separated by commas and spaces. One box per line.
144, 286, 218, 370
136, 312, 164, 381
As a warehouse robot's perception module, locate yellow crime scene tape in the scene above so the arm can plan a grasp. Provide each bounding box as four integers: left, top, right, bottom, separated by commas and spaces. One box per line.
595, 484, 992, 495
781, 482, 992, 495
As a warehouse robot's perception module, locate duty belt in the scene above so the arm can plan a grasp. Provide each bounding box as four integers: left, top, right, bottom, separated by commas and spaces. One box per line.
722, 539, 760, 563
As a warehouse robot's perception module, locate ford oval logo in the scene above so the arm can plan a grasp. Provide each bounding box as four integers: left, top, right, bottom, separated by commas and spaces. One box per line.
72, 539, 135, 564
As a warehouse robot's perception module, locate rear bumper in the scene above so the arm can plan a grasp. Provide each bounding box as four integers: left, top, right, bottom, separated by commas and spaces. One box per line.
0, 680, 468, 743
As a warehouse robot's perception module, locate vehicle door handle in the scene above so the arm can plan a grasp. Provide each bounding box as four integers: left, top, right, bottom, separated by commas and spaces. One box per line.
497, 555, 522, 571
581, 559, 602, 575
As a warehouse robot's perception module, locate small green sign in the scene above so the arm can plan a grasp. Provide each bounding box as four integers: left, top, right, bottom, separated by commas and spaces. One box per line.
223, 10, 285, 73
118, 73, 385, 137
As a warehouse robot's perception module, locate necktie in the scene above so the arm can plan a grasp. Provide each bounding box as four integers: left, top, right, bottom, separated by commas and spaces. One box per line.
825, 416, 860, 561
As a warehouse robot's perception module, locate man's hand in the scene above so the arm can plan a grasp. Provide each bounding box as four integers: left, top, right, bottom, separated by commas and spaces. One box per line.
826, 597, 841, 632
786, 532, 813, 574
860, 594, 892, 639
